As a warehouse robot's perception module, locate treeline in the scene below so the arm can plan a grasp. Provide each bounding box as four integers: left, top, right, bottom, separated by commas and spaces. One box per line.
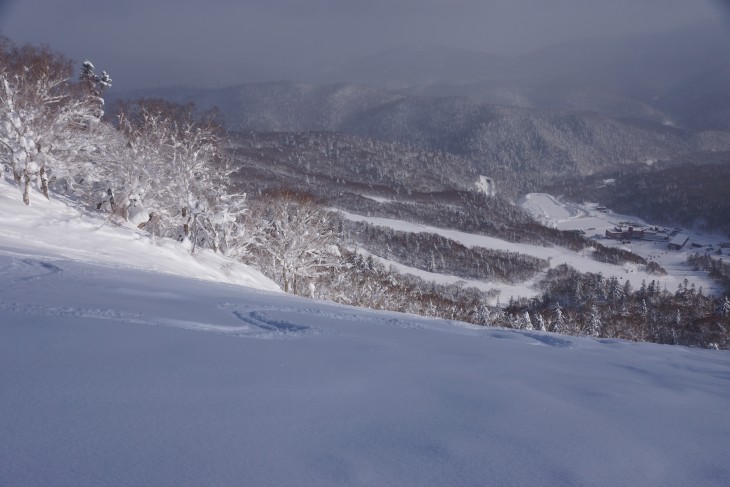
229, 131, 478, 196
341, 193, 654, 270
687, 253, 730, 289
318, 250, 497, 323
505, 264, 730, 349
346, 221, 548, 284
337, 191, 590, 251
592, 245, 647, 266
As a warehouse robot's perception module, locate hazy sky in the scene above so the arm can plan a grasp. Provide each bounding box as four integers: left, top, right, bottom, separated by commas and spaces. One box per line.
1, 0, 728, 88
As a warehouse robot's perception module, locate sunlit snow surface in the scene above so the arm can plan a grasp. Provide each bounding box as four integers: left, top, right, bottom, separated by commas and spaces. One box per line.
1, 182, 730, 486
0, 180, 279, 293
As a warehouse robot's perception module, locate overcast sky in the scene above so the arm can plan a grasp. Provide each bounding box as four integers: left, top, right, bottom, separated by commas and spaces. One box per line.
1, 0, 728, 88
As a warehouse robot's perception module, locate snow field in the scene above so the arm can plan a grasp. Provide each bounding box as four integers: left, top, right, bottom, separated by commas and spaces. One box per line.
1, 252, 729, 486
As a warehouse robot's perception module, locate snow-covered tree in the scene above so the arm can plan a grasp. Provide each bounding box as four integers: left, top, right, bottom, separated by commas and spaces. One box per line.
535, 313, 547, 331
0, 43, 109, 204
516, 310, 533, 330
248, 192, 342, 294
640, 299, 649, 318
552, 302, 566, 334
622, 280, 632, 300
717, 296, 730, 317
586, 304, 602, 337
606, 277, 623, 303
572, 279, 584, 306
79, 60, 111, 120
116, 99, 244, 252
80, 61, 111, 97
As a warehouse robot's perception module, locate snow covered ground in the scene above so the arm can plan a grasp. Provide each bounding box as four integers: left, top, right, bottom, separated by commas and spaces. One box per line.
521, 193, 587, 227
0, 180, 278, 292
2, 246, 730, 486
2, 181, 730, 486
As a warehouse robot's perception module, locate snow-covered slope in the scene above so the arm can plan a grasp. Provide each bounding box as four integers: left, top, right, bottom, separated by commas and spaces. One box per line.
2, 182, 730, 486
0, 180, 279, 292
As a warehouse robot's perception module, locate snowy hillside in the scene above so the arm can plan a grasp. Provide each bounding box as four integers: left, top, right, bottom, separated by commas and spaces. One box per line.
0, 180, 278, 292
1, 180, 730, 486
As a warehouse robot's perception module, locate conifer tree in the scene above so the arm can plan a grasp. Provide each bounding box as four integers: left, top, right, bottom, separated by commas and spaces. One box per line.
553, 302, 566, 334
535, 313, 547, 332
586, 305, 602, 337
522, 311, 533, 330
717, 296, 730, 317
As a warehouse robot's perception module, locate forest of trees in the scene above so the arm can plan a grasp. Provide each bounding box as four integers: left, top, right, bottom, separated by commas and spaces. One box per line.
0, 40, 260, 256
687, 253, 730, 290
346, 221, 548, 284
2, 39, 728, 349
505, 264, 730, 349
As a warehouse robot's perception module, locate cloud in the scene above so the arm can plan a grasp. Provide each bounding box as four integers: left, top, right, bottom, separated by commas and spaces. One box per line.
0, 0, 725, 88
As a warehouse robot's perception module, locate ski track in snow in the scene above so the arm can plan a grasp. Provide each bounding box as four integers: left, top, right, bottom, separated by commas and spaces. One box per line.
0, 246, 430, 340
0, 257, 63, 284
0, 281, 433, 340
0, 299, 322, 340
521, 331, 574, 348
219, 302, 427, 331
0, 256, 567, 345
0, 296, 583, 349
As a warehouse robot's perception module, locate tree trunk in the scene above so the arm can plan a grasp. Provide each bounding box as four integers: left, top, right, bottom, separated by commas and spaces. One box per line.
182, 207, 189, 237
40, 166, 49, 199
12, 166, 21, 185
282, 268, 290, 293
22, 172, 30, 205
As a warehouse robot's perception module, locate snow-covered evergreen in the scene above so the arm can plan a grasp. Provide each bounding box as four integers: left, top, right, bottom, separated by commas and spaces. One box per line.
586, 304, 602, 337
